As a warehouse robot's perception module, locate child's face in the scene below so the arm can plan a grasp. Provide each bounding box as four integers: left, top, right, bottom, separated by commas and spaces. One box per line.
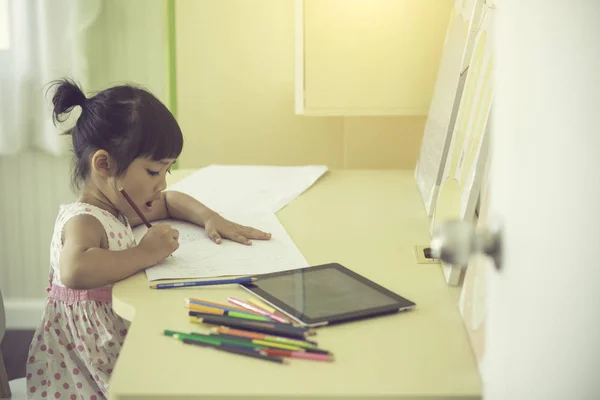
117, 157, 176, 213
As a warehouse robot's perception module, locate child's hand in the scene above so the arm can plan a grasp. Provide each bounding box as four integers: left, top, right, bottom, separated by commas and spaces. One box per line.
138, 224, 180, 262
204, 214, 271, 246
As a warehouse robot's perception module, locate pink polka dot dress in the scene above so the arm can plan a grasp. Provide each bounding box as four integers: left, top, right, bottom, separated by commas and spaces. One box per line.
27, 203, 136, 399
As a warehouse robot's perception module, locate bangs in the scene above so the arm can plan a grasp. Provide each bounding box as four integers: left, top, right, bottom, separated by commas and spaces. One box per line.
132, 91, 183, 162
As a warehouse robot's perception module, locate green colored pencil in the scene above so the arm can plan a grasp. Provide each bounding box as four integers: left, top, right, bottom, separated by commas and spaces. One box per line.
188, 309, 271, 322
164, 330, 257, 350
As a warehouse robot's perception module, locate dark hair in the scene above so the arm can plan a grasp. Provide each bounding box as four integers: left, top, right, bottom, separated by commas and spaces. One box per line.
48, 79, 183, 190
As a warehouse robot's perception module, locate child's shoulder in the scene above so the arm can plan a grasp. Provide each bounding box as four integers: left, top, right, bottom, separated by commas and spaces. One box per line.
56, 202, 127, 231
53, 203, 135, 248
59, 202, 112, 217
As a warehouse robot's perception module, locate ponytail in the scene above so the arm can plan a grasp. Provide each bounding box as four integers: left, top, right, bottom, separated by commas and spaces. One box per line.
48, 79, 87, 125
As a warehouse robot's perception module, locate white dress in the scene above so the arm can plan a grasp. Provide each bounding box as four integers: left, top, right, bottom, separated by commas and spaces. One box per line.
26, 203, 136, 400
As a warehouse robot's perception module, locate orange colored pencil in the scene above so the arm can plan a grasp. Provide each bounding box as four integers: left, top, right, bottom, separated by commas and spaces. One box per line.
187, 304, 226, 315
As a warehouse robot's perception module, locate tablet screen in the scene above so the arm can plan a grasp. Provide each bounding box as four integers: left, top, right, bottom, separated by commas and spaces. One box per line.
242, 263, 415, 325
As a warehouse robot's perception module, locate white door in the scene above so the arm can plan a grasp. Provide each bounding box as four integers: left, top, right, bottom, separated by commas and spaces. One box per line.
484, 1, 600, 399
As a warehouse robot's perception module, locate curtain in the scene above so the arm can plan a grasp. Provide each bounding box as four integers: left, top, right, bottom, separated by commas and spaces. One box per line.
0, 0, 101, 156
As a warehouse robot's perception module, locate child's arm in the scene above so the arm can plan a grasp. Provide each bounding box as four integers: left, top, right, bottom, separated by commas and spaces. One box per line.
60, 214, 178, 289
127, 191, 271, 245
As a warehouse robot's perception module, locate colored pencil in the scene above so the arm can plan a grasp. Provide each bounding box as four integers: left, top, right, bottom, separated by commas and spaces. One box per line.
228, 297, 290, 324
181, 338, 287, 364
213, 327, 318, 349
150, 277, 256, 289
167, 332, 287, 364
186, 298, 249, 313
166, 330, 260, 351
188, 314, 310, 340
247, 297, 276, 314
303, 347, 331, 355
119, 188, 152, 228
260, 348, 334, 362
186, 303, 271, 322
210, 331, 328, 354
164, 329, 220, 344
208, 333, 305, 351
189, 311, 308, 332
182, 330, 306, 353
187, 298, 261, 314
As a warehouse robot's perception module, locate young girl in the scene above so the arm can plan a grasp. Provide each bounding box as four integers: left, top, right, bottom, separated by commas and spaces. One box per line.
26, 80, 271, 400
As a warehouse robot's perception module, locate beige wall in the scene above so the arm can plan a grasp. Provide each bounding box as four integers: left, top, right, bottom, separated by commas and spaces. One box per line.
175, 0, 427, 170
86, 0, 169, 102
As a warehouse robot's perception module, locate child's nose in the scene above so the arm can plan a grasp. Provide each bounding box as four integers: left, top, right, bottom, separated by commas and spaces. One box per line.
157, 176, 167, 193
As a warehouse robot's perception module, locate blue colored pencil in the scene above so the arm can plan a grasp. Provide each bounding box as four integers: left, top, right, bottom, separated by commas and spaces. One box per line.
149, 277, 256, 289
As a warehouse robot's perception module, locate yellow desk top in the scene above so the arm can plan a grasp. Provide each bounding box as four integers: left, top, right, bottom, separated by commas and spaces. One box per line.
110, 169, 480, 400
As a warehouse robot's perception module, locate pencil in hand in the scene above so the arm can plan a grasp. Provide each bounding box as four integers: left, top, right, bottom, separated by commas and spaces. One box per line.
119, 187, 152, 228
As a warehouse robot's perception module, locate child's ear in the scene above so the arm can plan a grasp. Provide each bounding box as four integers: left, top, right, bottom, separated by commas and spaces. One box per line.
91, 150, 114, 177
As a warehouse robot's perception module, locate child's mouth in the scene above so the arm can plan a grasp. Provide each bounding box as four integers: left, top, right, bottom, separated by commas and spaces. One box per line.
145, 201, 153, 210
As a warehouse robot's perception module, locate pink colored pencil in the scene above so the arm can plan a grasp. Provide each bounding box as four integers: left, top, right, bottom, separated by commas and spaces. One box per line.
227, 297, 290, 324
260, 349, 334, 362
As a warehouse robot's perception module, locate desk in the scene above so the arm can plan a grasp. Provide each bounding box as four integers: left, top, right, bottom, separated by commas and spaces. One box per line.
110, 170, 481, 400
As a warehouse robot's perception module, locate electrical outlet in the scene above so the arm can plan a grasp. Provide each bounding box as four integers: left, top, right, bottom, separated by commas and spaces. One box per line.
414, 245, 440, 264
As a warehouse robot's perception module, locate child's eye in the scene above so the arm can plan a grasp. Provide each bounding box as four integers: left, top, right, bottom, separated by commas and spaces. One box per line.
146, 169, 160, 176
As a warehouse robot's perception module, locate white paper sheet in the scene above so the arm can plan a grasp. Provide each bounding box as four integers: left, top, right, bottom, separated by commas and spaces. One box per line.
167, 164, 328, 214
133, 211, 309, 281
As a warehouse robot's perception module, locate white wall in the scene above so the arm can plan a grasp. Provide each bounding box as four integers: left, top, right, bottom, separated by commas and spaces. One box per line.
0, 0, 170, 329
0, 153, 74, 328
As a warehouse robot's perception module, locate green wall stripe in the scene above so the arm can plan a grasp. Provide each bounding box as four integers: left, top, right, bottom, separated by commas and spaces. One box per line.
166, 0, 179, 169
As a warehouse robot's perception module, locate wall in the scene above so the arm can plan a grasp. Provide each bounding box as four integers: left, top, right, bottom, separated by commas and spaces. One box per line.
85, 0, 169, 103
0, 0, 170, 328
175, 0, 428, 170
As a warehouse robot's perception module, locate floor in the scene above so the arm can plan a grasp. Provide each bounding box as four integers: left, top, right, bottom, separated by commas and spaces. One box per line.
0, 330, 33, 381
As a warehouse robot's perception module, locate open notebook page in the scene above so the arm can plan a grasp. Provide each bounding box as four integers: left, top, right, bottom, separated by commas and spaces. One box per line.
132, 211, 309, 281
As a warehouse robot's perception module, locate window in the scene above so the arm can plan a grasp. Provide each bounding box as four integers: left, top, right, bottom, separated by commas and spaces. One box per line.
0, 0, 9, 50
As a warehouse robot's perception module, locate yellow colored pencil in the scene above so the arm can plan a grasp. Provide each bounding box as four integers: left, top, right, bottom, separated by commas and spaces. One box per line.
252, 339, 303, 351
188, 298, 257, 314
247, 298, 276, 314
187, 305, 271, 322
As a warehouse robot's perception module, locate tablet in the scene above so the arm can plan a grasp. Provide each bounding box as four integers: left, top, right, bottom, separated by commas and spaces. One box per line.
239, 263, 416, 327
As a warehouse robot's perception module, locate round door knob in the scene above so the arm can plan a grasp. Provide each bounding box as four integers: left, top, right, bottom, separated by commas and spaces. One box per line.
430, 220, 502, 270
